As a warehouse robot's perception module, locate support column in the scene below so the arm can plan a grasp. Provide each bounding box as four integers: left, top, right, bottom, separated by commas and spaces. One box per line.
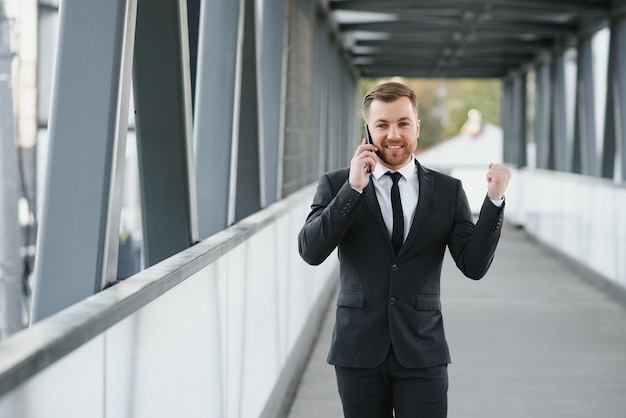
515, 72, 528, 168
260, 0, 287, 206
339, 53, 357, 167
601, 15, 626, 181
534, 61, 551, 169
193, 0, 240, 238
133, 0, 197, 266
315, 14, 329, 176
572, 35, 598, 176
501, 77, 514, 165
30, 0, 136, 322
504, 73, 528, 168
233, 0, 262, 223
194, 0, 262, 228
550, 49, 569, 171
327, 43, 341, 170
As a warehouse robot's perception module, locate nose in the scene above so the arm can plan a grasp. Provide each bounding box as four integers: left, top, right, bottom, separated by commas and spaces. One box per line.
387, 125, 401, 139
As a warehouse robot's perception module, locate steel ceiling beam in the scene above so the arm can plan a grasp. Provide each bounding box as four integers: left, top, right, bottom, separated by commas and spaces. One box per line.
330, 0, 613, 78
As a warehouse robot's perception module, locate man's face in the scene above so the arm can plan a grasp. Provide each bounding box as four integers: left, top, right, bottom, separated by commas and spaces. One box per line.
366, 96, 420, 170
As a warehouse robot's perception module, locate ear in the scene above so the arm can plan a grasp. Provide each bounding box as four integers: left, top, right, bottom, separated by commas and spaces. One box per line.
415, 119, 421, 138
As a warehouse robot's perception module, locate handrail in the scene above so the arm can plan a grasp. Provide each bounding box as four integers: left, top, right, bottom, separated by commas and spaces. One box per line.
0, 185, 316, 397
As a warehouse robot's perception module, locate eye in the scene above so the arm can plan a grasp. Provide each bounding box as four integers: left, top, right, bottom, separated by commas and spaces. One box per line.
376, 123, 387, 129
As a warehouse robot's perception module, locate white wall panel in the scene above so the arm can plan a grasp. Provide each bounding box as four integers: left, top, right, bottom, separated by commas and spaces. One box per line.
106, 271, 218, 417
0, 185, 337, 418
506, 168, 626, 288
0, 337, 104, 418
439, 166, 625, 290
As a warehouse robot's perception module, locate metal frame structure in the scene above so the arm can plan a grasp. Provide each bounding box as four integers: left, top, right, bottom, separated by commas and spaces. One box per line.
30, 0, 137, 322
27, 0, 356, 323
7, 0, 626, 329
330, 0, 613, 79
133, 0, 197, 266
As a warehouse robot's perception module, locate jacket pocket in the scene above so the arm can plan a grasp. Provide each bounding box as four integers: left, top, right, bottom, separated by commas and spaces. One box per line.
337, 291, 366, 309
414, 295, 441, 311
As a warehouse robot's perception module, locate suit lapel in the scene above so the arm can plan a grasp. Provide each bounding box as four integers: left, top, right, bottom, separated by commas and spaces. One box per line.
364, 180, 390, 242
400, 161, 433, 255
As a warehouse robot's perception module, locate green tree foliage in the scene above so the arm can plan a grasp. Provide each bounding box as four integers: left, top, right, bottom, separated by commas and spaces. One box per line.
360, 78, 502, 151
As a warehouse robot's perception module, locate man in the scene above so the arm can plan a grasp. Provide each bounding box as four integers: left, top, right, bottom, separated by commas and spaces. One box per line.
298, 81, 511, 417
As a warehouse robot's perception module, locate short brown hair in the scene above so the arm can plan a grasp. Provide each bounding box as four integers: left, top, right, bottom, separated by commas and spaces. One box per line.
362, 81, 418, 119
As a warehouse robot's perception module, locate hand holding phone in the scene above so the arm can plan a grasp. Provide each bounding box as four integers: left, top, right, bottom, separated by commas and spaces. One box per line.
350, 124, 375, 191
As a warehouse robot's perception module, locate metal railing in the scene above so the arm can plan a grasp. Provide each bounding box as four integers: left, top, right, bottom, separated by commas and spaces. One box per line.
0, 184, 338, 418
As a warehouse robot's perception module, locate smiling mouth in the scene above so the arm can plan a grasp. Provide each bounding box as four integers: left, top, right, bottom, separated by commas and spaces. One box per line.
386, 145, 403, 150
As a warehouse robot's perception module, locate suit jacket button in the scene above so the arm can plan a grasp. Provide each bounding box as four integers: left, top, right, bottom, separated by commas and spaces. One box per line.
389, 297, 396, 305
392, 264, 398, 271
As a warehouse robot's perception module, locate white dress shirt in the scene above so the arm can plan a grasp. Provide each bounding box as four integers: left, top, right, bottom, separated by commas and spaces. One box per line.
370, 158, 504, 243
371, 159, 419, 241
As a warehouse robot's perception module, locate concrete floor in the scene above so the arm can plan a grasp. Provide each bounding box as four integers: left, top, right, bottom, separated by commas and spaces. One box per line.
287, 223, 626, 418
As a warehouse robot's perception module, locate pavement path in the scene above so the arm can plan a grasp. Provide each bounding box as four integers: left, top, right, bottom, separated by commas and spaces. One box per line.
287, 223, 626, 418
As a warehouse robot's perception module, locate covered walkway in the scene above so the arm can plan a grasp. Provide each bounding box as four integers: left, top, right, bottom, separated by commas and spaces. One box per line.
2, 1, 626, 417
289, 222, 626, 417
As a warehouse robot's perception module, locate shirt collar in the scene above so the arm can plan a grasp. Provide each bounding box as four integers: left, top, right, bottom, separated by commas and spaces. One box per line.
373, 158, 417, 182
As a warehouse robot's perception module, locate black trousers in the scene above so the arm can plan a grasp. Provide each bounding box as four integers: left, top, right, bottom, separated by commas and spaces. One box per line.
334, 348, 448, 418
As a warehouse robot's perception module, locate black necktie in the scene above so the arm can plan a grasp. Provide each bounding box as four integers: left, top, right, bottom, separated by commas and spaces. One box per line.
386, 171, 404, 255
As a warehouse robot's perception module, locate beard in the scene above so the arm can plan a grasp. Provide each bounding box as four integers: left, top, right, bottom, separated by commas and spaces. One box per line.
376, 141, 416, 169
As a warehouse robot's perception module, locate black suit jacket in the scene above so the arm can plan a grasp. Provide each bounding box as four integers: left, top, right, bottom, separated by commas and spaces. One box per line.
298, 160, 504, 368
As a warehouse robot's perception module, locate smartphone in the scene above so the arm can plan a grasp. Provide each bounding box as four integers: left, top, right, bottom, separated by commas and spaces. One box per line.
364, 124, 373, 172
364, 123, 373, 145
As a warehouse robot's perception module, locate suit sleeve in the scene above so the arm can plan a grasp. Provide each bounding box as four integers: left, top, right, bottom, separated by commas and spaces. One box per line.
448, 181, 505, 280
298, 174, 365, 265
